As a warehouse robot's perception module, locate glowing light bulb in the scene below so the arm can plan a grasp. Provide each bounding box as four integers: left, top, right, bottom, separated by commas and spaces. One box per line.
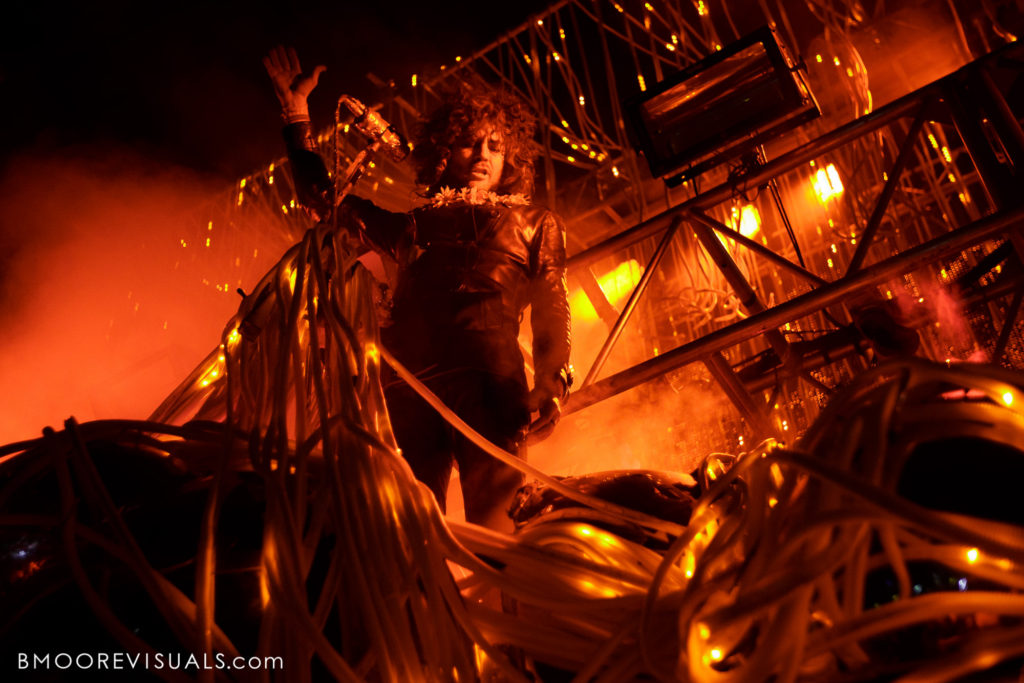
813, 164, 844, 203
737, 205, 760, 237
967, 548, 979, 563
1003, 392, 1014, 406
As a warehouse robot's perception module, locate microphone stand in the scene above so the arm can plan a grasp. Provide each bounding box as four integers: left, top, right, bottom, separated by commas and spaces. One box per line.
238, 97, 385, 342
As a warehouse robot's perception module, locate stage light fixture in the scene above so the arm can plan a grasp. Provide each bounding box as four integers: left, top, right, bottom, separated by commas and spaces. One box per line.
626, 26, 819, 185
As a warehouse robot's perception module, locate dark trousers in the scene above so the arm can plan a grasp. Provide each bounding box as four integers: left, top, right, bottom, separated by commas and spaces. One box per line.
383, 367, 529, 528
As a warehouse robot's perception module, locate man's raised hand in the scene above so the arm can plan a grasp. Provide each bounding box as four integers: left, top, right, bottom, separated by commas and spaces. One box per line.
263, 46, 326, 122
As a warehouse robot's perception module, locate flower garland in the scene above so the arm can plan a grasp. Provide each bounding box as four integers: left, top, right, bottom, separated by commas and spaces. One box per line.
430, 186, 529, 208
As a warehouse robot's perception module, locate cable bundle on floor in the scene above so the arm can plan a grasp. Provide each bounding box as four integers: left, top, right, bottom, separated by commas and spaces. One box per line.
3, 223, 1024, 682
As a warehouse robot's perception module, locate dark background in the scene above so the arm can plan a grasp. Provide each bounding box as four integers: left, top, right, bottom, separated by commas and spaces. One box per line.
0, 0, 552, 443
0, 0, 553, 179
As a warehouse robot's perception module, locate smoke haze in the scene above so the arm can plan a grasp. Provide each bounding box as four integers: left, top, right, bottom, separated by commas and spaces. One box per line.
0, 148, 254, 444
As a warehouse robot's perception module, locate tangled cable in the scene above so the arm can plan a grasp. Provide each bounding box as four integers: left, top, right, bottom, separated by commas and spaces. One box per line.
3, 224, 1024, 682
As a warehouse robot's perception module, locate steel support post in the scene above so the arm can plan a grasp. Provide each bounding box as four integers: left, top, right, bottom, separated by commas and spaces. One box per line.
567, 92, 925, 271
687, 209, 826, 286
688, 215, 791, 362
847, 99, 931, 274
581, 216, 684, 388
566, 204, 1024, 413
704, 352, 776, 437
573, 267, 621, 329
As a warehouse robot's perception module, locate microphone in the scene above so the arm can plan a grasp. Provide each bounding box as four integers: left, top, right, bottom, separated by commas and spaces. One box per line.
338, 95, 409, 161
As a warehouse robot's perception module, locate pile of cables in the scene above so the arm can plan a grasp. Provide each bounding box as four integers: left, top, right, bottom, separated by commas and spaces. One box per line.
3, 223, 1024, 682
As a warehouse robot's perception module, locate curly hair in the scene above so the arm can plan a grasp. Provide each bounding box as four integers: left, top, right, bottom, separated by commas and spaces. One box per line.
411, 83, 540, 196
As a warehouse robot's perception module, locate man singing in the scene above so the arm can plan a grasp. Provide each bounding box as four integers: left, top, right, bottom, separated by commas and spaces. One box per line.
264, 47, 571, 530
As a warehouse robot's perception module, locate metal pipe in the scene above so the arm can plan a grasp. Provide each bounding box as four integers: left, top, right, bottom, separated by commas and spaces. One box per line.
580, 216, 684, 388
733, 275, 1024, 394
688, 214, 791, 362
573, 267, 620, 329
847, 99, 930, 274
566, 90, 926, 270
944, 80, 1016, 211
978, 65, 1024, 163
565, 203, 1024, 413
687, 208, 827, 286
704, 352, 775, 436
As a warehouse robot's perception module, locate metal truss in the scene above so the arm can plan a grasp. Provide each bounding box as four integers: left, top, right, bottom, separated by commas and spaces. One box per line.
561, 42, 1024, 446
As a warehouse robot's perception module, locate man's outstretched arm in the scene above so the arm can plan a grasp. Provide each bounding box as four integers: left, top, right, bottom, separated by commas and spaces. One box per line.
528, 210, 573, 441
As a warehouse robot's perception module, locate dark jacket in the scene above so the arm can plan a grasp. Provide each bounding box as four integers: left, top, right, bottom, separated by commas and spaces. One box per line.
283, 122, 572, 398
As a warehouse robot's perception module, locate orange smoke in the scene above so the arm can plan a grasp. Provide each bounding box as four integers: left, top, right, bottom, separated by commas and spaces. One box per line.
0, 147, 269, 444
